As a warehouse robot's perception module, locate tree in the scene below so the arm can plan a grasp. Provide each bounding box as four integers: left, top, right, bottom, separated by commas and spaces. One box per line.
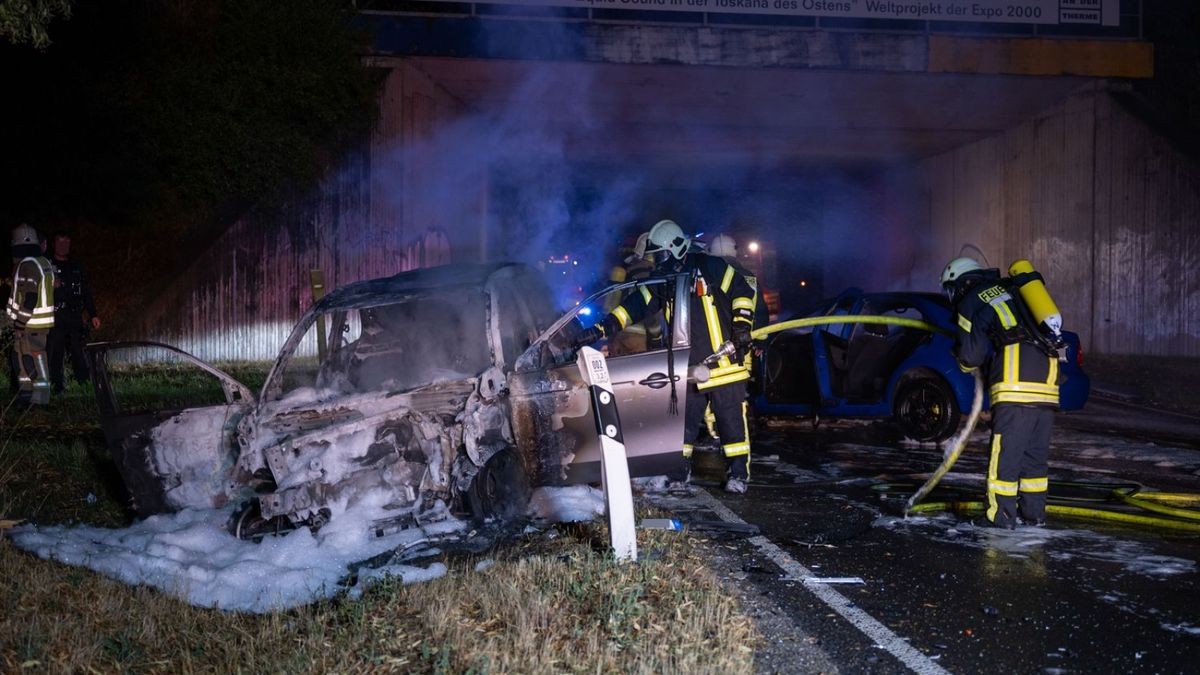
0, 0, 71, 48
1, 0, 380, 332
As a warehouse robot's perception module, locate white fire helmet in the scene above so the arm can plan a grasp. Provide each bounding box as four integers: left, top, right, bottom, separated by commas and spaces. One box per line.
645, 220, 690, 261
708, 234, 737, 258
11, 224, 38, 247
940, 256, 983, 288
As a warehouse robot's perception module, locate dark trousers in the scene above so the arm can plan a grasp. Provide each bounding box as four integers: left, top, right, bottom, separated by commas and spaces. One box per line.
4, 331, 16, 395
683, 379, 750, 479
985, 405, 1054, 527
48, 319, 90, 392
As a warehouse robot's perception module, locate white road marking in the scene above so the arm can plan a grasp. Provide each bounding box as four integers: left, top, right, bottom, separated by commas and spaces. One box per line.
694, 489, 952, 675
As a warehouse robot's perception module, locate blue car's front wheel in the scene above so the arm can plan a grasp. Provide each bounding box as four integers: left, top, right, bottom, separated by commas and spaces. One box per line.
893, 376, 960, 443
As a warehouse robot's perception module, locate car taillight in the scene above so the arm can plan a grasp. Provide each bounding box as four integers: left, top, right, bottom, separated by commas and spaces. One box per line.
1075, 343, 1084, 368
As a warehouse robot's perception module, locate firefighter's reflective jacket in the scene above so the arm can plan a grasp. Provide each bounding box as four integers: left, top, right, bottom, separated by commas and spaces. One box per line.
953, 277, 1059, 407
602, 252, 755, 390
6, 256, 55, 330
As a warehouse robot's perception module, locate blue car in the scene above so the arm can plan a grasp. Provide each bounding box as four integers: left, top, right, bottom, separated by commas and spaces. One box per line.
753, 288, 1090, 442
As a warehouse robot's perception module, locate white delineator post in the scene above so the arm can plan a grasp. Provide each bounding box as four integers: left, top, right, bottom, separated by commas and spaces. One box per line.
576, 346, 637, 562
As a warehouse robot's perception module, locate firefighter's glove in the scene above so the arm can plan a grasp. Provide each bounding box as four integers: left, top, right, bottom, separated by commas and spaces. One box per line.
732, 322, 752, 360
574, 324, 605, 349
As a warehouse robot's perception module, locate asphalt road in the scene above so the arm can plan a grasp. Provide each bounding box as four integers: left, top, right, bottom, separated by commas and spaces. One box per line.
652, 398, 1200, 674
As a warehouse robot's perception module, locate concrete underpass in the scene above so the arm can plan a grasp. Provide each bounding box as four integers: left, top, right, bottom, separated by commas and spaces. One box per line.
136, 1, 1197, 363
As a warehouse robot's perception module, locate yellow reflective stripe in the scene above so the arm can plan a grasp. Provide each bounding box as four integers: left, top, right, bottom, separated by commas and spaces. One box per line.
731, 297, 755, 312
990, 381, 1060, 405
993, 382, 1060, 395
1019, 477, 1048, 493
1046, 356, 1058, 386
721, 265, 735, 293
991, 392, 1059, 405
707, 363, 749, 379
722, 441, 750, 458
957, 314, 972, 332
992, 301, 1017, 328
639, 286, 652, 304
988, 480, 1019, 496
987, 433, 1002, 521
613, 306, 631, 329
682, 444, 693, 459
1004, 344, 1018, 385
702, 294, 723, 352
696, 369, 751, 390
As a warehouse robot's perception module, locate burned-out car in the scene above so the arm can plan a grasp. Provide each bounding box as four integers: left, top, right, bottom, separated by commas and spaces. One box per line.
89, 263, 694, 538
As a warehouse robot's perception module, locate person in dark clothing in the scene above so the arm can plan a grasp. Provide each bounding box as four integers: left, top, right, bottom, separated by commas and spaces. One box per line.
942, 256, 1061, 529
579, 220, 758, 493
1, 277, 17, 396
47, 232, 101, 394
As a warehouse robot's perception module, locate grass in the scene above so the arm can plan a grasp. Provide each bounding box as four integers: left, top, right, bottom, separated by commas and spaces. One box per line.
0, 366, 758, 673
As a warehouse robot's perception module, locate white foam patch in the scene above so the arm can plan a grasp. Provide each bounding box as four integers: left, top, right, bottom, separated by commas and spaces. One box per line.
1058, 435, 1200, 469
347, 562, 449, 600
9, 490, 464, 613
876, 514, 1196, 578
528, 486, 605, 523
632, 475, 670, 493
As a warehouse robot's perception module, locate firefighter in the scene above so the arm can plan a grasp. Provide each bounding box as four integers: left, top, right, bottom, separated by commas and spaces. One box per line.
7, 224, 56, 405
942, 256, 1061, 529
605, 233, 662, 356
701, 233, 767, 446
707, 234, 767, 330
579, 220, 758, 493
47, 231, 101, 394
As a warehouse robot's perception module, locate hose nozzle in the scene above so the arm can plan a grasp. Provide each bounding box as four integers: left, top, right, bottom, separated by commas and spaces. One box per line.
705, 341, 737, 366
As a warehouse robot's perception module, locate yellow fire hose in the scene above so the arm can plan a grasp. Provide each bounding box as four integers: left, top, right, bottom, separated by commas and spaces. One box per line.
750, 315, 949, 341
905, 500, 1200, 533
750, 316, 1200, 533
904, 370, 984, 516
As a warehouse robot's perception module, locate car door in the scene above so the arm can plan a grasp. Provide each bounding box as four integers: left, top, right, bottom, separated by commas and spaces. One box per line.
87, 341, 255, 516
509, 274, 691, 485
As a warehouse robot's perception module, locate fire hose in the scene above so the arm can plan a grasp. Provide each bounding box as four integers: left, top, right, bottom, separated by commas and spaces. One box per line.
904, 370, 984, 516
708, 314, 1200, 532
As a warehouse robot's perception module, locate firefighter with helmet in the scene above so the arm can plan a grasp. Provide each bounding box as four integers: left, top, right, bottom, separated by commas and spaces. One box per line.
605, 232, 663, 356
708, 234, 768, 331
7, 224, 56, 405
942, 256, 1061, 528
578, 220, 758, 493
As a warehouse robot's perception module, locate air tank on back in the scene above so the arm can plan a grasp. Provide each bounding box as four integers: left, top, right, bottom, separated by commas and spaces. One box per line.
1008, 259, 1062, 338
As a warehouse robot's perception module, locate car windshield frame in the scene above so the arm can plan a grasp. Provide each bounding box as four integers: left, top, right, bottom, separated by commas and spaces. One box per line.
259, 282, 489, 406
514, 272, 691, 373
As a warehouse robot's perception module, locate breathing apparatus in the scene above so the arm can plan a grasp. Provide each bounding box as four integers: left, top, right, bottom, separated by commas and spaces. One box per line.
1008, 259, 1065, 351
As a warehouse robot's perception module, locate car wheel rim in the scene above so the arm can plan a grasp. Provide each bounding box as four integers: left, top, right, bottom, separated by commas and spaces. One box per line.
900, 382, 947, 438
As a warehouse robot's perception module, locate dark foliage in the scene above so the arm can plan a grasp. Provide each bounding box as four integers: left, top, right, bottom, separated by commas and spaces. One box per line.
1, 0, 379, 329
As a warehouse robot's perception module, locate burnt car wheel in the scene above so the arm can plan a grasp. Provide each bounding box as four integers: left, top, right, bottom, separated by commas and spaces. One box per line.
893, 376, 960, 443
467, 448, 531, 523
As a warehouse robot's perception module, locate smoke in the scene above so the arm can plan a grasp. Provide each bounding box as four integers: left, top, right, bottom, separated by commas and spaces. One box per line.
363, 21, 958, 313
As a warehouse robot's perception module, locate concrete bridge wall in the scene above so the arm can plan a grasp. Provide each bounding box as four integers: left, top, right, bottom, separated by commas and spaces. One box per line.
903, 86, 1200, 357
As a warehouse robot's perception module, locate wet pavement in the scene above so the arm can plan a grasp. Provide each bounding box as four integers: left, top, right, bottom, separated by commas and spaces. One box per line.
651, 399, 1200, 673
